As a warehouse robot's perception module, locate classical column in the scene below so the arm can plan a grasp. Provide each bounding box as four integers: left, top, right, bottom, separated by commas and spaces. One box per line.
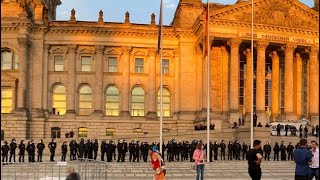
255, 40, 269, 124
309, 46, 319, 116
66, 45, 77, 115
42, 44, 50, 111
16, 37, 29, 112
93, 45, 105, 115
120, 46, 132, 116
293, 52, 302, 117
173, 48, 180, 115
147, 48, 157, 118
270, 51, 280, 118
227, 38, 241, 112
284, 43, 297, 118
244, 48, 252, 114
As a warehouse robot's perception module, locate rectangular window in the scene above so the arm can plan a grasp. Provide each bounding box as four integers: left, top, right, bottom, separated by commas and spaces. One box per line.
106, 128, 116, 136
162, 59, 169, 74
54, 56, 64, 71
51, 128, 61, 138
78, 128, 88, 137
81, 56, 92, 71
108, 57, 118, 72
135, 58, 144, 73
1, 88, 13, 113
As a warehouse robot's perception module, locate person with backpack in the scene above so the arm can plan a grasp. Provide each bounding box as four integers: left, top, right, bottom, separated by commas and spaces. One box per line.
193, 142, 205, 180
150, 146, 166, 180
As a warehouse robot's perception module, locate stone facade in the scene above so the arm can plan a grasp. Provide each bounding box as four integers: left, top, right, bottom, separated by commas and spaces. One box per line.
1, 0, 319, 141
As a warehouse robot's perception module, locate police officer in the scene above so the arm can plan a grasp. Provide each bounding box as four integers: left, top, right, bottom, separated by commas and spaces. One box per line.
172, 140, 177, 161
233, 140, 241, 160
93, 139, 99, 160
84, 140, 88, 159
122, 140, 128, 162
37, 139, 45, 162
112, 141, 116, 160
87, 139, 93, 159
133, 141, 139, 162
205, 141, 213, 162
273, 142, 280, 161
182, 141, 189, 161
61, 141, 67, 161
29, 140, 36, 162
228, 141, 233, 160
117, 139, 123, 162
1, 141, 9, 165
242, 142, 248, 160
142, 142, 149, 162
220, 140, 226, 160
101, 140, 106, 161
78, 138, 85, 160
287, 142, 294, 161
280, 141, 286, 161
9, 138, 17, 162
48, 139, 57, 162
189, 141, 196, 162
106, 140, 113, 162
69, 140, 75, 161
263, 142, 271, 161
18, 140, 25, 162
177, 140, 183, 161
129, 140, 134, 162
73, 140, 78, 160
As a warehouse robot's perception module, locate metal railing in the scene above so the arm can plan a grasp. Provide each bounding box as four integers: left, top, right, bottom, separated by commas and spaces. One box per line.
1, 158, 107, 180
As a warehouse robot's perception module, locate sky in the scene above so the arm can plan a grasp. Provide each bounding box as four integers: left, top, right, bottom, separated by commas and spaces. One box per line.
56, 0, 315, 25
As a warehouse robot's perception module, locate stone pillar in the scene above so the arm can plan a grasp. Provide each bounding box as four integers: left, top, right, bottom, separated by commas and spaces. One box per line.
93, 45, 105, 116
16, 37, 29, 114
147, 48, 157, 118
293, 53, 302, 117
120, 46, 132, 116
42, 44, 50, 112
173, 49, 180, 116
270, 51, 280, 119
66, 45, 77, 115
244, 48, 252, 114
309, 46, 319, 118
256, 40, 269, 125
284, 44, 297, 119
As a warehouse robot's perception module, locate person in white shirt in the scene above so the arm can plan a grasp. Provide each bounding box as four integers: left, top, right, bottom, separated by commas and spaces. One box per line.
310, 141, 319, 180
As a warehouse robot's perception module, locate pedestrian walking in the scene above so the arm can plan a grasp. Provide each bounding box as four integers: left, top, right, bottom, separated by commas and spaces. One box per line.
193, 142, 205, 180
246, 140, 263, 180
293, 138, 312, 180
150, 146, 166, 180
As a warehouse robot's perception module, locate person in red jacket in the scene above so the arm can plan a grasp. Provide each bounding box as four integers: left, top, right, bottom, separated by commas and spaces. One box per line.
150, 146, 166, 180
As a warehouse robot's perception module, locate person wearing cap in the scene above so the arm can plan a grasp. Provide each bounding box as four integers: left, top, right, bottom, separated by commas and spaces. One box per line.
9, 138, 17, 162
18, 140, 25, 162
1, 141, 10, 165
48, 139, 57, 161
150, 146, 166, 180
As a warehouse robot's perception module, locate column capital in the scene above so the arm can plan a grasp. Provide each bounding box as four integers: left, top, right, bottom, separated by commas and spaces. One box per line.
121, 46, 132, 55
95, 45, 105, 54
254, 40, 269, 50
227, 38, 242, 48
281, 43, 297, 53
147, 48, 157, 57
17, 37, 30, 48
67, 45, 77, 53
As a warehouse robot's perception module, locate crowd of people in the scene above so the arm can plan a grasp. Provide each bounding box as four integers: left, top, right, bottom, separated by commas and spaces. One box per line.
2, 137, 316, 164
194, 123, 215, 131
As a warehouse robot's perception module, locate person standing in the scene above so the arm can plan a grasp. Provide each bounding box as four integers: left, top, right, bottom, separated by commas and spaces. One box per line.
246, 140, 263, 180
287, 142, 294, 161
234, 141, 241, 160
36, 139, 45, 162
220, 140, 226, 160
285, 124, 289, 136
78, 138, 84, 160
48, 139, 57, 162
193, 142, 205, 180
213, 141, 219, 161
309, 141, 319, 180
93, 139, 99, 160
129, 140, 134, 162
280, 141, 287, 161
133, 141, 140, 162
18, 140, 25, 162
69, 140, 75, 161
61, 141, 67, 161
242, 142, 248, 160
273, 142, 280, 161
101, 140, 106, 161
293, 138, 312, 180
1, 141, 10, 165
9, 138, 17, 162
263, 142, 271, 161
29, 140, 36, 162
228, 141, 233, 160
277, 124, 281, 136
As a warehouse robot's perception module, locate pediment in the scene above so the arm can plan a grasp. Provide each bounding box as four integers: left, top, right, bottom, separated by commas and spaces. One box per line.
1, 72, 17, 82
106, 49, 121, 55
50, 47, 65, 54
209, 0, 319, 30
132, 50, 146, 56
77, 47, 94, 54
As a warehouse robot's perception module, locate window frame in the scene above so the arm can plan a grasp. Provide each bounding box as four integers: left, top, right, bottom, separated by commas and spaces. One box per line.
78, 85, 93, 116
78, 127, 88, 137
162, 59, 169, 75
1, 50, 18, 70
134, 58, 144, 73
54, 55, 64, 71
81, 56, 92, 72
51, 127, 61, 139
108, 57, 118, 72
131, 87, 145, 116
157, 88, 171, 117
105, 86, 120, 116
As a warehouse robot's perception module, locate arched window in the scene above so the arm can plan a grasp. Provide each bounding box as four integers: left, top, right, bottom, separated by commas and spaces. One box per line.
52, 85, 66, 115
79, 85, 92, 115
131, 87, 145, 116
1, 50, 18, 70
105, 86, 119, 116
157, 88, 171, 117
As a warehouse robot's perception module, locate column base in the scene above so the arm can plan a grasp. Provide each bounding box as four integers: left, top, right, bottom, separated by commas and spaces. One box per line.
146, 112, 157, 120
14, 108, 27, 117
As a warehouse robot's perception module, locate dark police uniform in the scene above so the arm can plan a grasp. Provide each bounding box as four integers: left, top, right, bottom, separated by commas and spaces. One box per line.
213, 142, 219, 161
220, 141, 226, 160
61, 142, 67, 161
48, 140, 57, 161
18, 140, 25, 162
1, 141, 9, 164
29, 141, 36, 162
228, 142, 233, 160
242, 143, 248, 160
287, 143, 294, 161
78, 139, 85, 160
263, 143, 271, 161
93, 139, 99, 160
36, 140, 45, 162
280, 143, 286, 161
101, 140, 106, 161
273, 143, 280, 161
9, 139, 17, 162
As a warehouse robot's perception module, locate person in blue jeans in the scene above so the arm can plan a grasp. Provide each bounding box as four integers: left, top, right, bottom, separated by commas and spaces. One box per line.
193, 142, 205, 180
293, 139, 312, 180
309, 141, 319, 180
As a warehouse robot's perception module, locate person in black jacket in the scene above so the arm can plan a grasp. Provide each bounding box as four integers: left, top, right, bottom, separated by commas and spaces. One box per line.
101, 140, 106, 161
29, 140, 36, 162
26, 140, 31, 162
87, 139, 93, 159
37, 139, 45, 162
78, 139, 84, 161
233, 141, 241, 160
129, 140, 134, 162
228, 141, 233, 160
83, 140, 88, 159
263, 142, 271, 161
280, 141, 286, 161
242, 142, 248, 160
106, 140, 113, 162
1, 141, 10, 165
61, 141, 67, 161
220, 140, 226, 160
213, 141, 219, 161
48, 139, 57, 162
9, 138, 17, 162
93, 139, 99, 160
273, 142, 280, 161
287, 142, 294, 161
133, 141, 140, 162
18, 140, 25, 162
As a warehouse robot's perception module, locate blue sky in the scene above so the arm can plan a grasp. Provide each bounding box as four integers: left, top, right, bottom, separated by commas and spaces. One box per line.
56, 0, 314, 25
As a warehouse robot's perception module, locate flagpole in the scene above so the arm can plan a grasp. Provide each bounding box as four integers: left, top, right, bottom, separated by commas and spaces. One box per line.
206, 0, 210, 163
159, 0, 163, 154
250, 0, 254, 148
